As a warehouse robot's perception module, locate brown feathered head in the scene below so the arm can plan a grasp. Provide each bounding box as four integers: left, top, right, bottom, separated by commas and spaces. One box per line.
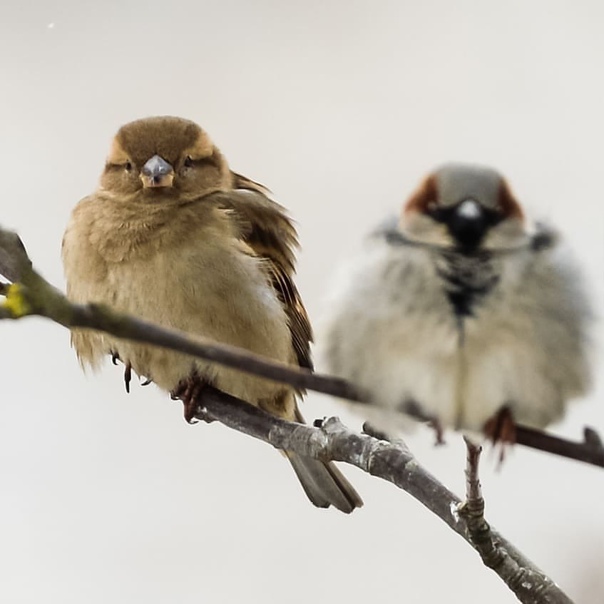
99, 116, 232, 200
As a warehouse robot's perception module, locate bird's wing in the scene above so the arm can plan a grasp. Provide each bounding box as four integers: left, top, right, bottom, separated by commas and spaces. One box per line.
217, 172, 313, 371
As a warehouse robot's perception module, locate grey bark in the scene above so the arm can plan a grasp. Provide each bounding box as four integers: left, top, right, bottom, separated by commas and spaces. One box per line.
0, 225, 591, 603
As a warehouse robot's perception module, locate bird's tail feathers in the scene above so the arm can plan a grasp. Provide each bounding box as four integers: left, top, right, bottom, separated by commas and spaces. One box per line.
285, 452, 363, 514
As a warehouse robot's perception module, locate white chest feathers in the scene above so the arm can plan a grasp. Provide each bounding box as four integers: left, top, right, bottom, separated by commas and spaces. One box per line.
318, 234, 592, 433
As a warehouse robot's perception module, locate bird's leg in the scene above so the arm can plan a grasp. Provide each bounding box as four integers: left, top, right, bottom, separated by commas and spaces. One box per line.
483, 405, 517, 464
170, 374, 211, 424
428, 418, 446, 446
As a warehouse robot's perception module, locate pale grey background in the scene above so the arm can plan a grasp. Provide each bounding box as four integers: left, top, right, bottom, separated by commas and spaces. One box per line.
1, 1, 603, 602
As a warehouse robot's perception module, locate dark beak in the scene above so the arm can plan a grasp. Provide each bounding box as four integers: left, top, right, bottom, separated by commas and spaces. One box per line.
141, 155, 174, 188
447, 199, 489, 250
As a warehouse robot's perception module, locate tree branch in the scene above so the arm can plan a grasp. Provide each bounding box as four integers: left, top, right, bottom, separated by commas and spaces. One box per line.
0, 228, 31, 283
0, 225, 600, 469
0, 224, 583, 603
195, 388, 572, 604
459, 440, 570, 603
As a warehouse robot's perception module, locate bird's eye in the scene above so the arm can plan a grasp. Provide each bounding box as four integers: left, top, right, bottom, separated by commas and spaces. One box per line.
183, 156, 193, 168
426, 201, 441, 218
124, 161, 133, 172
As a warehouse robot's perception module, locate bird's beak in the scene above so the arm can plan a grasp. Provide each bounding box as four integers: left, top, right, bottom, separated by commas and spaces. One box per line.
448, 199, 488, 249
140, 155, 175, 188
456, 199, 482, 220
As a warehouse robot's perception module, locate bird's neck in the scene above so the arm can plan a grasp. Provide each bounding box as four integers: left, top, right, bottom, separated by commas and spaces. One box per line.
434, 250, 500, 321
89, 191, 230, 262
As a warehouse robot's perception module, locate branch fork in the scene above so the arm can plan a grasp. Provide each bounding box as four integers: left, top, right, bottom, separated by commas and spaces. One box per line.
0, 224, 591, 603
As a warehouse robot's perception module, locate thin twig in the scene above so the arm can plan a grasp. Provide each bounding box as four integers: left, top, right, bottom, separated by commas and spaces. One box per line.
193, 389, 573, 603
460, 439, 572, 603
0, 225, 580, 603
0, 229, 31, 283
516, 425, 604, 466
0, 223, 602, 471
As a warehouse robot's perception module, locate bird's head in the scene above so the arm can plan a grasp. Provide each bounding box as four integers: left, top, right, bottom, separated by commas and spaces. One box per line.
99, 116, 232, 201
400, 163, 526, 253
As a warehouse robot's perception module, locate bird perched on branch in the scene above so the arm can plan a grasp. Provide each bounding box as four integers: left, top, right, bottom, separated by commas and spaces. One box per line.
319, 163, 592, 444
62, 115, 362, 513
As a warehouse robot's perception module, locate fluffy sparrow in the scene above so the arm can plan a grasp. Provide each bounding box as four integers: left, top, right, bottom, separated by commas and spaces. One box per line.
62, 116, 362, 512
319, 163, 592, 443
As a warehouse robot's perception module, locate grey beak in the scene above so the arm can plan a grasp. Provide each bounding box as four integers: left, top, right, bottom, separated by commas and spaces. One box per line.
142, 155, 173, 178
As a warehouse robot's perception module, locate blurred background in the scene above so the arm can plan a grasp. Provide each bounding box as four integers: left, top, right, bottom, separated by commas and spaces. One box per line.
1, 1, 603, 602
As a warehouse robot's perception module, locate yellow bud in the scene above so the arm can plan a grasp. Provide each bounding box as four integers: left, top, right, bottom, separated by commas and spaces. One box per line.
3, 283, 31, 318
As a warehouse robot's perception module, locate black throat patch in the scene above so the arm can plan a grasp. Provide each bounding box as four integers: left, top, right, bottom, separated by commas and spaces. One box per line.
434, 250, 499, 318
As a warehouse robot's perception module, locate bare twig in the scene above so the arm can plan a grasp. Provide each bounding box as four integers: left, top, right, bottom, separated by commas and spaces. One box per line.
0, 225, 601, 469
194, 389, 572, 603
516, 425, 604, 466
459, 440, 570, 603
0, 224, 581, 603
0, 229, 31, 283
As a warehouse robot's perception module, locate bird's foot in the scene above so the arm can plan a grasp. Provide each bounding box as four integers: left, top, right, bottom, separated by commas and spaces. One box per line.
484, 406, 516, 464
170, 375, 209, 424
428, 418, 446, 446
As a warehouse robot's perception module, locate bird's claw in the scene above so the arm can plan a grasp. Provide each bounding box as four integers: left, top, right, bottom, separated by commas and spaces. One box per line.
123, 363, 132, 393
110, 351, 136, 394
484, 406, 516, 464
170, 375, 208, 424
